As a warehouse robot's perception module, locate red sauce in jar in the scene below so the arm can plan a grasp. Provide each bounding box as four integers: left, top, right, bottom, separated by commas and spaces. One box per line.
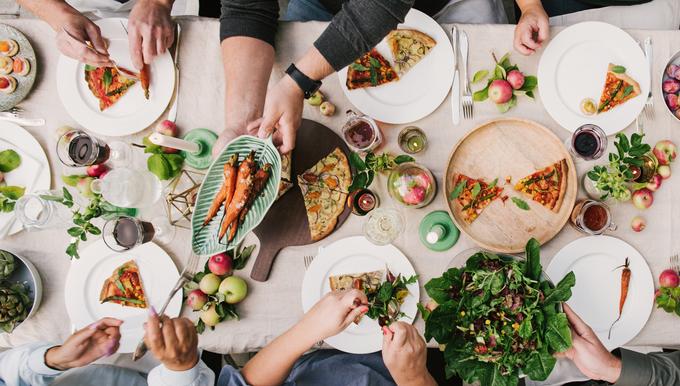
344, 120, 375, 150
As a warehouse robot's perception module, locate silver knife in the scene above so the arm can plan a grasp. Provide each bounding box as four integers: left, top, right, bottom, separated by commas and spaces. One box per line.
643, 37, 652, 103
0, 116, 44, 126
167, 24, 182, 122
450, 26, 460, 125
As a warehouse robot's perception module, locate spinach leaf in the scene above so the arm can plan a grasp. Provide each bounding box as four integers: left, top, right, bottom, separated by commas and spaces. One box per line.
0, 149, 21, 172
543, 271, 575, 305
524, 348, 556, 381
545, 313, 572, 352
423, 302, 456, 342
512, 197, 530, 210
424, 276, 454, 306
524, 238, 542, 281
350, 63, 369, 71
449, 180, 467, 200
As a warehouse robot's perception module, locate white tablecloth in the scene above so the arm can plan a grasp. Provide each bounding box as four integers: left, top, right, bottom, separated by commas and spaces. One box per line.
0, 18, 679, 363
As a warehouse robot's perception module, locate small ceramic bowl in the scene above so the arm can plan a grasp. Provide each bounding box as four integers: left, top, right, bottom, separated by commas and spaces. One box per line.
2, 249, 42, 321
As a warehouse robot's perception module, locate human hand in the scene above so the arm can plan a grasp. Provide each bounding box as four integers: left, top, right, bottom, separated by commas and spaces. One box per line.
54, 8, 111, 66
382, 322, 435, 386
514, 3, 550, 55
557, 304, 622, 383
45, 317, 122, 370
128, 0, 174, 70
212, 119, 261, 158
256, 75, 304, 154
298, 289, 369, 343
144, 309, 199, 371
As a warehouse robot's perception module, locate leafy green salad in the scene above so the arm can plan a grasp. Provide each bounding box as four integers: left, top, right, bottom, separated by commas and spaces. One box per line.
419, 239, 576, 386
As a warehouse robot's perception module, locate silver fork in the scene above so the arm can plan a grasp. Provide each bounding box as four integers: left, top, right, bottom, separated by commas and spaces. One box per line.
459, 31, 473, 119
132, 251, 201, 361
642, 37, 653, 119
671, 254, 679, 272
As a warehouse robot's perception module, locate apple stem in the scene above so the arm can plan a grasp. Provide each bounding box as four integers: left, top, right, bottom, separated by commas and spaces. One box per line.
492, 52, 499, 64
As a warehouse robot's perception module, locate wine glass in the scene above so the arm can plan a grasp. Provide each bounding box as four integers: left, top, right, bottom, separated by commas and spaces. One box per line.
56, 129, 131, 167
363, 208, 405, 245
102, 216, 175, 252
90, 168, 162, 209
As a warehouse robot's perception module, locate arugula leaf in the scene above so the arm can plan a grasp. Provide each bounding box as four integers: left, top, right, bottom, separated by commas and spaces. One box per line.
0, 149, 21, 172
472, 70, 488, 83
611, 65, 626, 74
511, 197, 530, 210
350, 63, 369, 71
470, 182, 481, 199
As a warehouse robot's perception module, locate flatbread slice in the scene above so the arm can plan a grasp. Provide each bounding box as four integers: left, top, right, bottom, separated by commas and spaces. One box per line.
99, 260, 148, 308
278, 152, 293, 199
451, 174, 504, 224
298, 147, 351, 192
346, 49, 399, 90
597, 63, 641, 114
329, 270, 384, 294
514, 160, 568, 213
387, 29, 436, 75
85, 66, 136, 111
298, 176, 347, 241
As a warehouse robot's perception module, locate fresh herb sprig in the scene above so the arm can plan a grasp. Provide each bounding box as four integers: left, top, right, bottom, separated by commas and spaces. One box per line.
587, 133, 651, 201
365, 271, 417, 326
348, 151, 414, 192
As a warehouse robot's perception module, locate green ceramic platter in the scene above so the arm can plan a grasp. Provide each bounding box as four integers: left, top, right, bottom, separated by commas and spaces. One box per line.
191, 135, 281, 256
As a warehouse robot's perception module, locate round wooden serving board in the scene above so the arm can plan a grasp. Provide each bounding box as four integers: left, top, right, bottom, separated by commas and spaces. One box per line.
444, 118, 577, 253
250, 119, 352, 282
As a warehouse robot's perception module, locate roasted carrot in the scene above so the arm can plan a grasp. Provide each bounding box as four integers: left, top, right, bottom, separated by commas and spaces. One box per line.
237, 163, 272, 226
140, 64, 150, 99
219, 152, 255, 240
608, 257, 631, 339
203, 154, 238, 226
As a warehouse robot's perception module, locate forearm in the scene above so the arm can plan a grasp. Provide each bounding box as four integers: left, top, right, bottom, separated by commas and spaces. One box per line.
241, 323, 317, 386
614, 349, 680, 386
16, 0, 75, 30
221, 37, 274, 129
0, 343, 63, 386
294, 47, 334, 82
515, 0, 542, 12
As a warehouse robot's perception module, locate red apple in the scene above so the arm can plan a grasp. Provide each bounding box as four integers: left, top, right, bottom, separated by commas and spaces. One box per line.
208, 252, 233, 276
630, 216, 646, 232
506, 70, 525, 90
658, 165, 672, 179
653, 140, 677, 165
488, 80, 513, 104
659, 269, 679, 288
646, 174, 662, 191
632, 188, 653, 210
186, 289, 208, 311
86, 164, 108, 178
155, 120, 178, 137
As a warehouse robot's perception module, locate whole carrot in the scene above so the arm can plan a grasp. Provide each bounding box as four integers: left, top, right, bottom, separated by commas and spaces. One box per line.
608, 257, 631, 339
219, 152, 255, 240
140, 64, 150, 99
203, 154, 238, 226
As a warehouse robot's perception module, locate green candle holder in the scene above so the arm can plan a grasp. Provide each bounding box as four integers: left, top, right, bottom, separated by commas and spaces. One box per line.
418, 210, 459, 251
181, 128, 217, 170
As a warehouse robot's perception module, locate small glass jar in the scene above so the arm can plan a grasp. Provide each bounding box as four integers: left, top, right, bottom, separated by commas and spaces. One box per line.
570, 199, 617, 235
398, 126, 428, 154
341, 110, 382, 153
349, 189, 379, 216
363, 208, 404, 245
14, 190, 73, 230
387, 163, 436, 208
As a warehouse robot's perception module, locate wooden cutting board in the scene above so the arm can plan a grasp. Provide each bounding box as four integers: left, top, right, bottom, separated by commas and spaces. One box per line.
444, 118, 577, 253
250, 119, 352, 282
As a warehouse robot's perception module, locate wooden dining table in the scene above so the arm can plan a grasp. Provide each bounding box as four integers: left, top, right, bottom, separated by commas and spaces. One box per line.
0, 16, 679, 382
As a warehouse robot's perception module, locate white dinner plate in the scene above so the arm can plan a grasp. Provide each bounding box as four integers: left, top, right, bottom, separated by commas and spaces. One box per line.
337, 9, 454, 124
537, 22, 649, 135
0, 121, 50, 238
546, 236, 654, 351
301, 236, 419, 354
56, 18, 175, 137
64, 240, 182, 353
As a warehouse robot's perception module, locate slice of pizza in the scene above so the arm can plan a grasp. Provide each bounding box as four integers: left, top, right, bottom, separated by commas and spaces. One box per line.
346, 49, 399, 90
298, 147, 352, 193
99, 260, 148, 308
277, 152, 293, 199
514, 160, 568, 212
597, 63, 641, 114
450, 174, 504, 224
298, 176, 347, 241
387, 29, 436, 75
85, 66, 136, 111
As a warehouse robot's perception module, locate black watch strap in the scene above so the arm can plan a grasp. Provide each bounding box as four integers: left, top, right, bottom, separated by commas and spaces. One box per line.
285, 63, 322, 99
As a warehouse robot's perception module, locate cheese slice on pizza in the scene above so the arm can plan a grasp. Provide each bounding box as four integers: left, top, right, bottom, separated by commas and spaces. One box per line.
99, 260, 148, 308
387, 29, 436, 75
514, 160, 568, 213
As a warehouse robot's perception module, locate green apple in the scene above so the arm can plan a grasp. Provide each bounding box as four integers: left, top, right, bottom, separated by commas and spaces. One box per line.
199, 273, 221, 295
218, 276, 248, 304
200, 304, 221, 327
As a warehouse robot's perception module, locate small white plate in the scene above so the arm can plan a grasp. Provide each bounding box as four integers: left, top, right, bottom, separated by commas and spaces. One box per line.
537, 22, 649, 135
0, 121, 50, 237
56, 18, 175, 137
301, 236, 419, 354
337, 9, 454, 124
546, 236, 654, 351
64, 240, 182, 353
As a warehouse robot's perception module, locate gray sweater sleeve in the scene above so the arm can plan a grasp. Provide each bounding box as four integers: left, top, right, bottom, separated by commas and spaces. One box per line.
219, 0, 414, 71
313, 0, 414, 71
614, 349, 680, 386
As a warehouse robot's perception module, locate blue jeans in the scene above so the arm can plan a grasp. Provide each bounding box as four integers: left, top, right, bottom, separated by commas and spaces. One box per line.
282, 0, 334, 21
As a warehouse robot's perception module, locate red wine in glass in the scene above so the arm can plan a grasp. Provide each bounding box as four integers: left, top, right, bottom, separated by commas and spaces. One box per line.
103, 216, 174, 252
570, 124, 607, 161
57, 129, 130, 168
68, 134, 110, 166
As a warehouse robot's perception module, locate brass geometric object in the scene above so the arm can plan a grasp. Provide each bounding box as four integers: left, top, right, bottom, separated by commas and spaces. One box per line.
164, 168, 205, 229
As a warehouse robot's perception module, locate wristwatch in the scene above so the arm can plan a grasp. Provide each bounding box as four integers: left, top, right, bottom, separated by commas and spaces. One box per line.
285, 63, 322, 99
